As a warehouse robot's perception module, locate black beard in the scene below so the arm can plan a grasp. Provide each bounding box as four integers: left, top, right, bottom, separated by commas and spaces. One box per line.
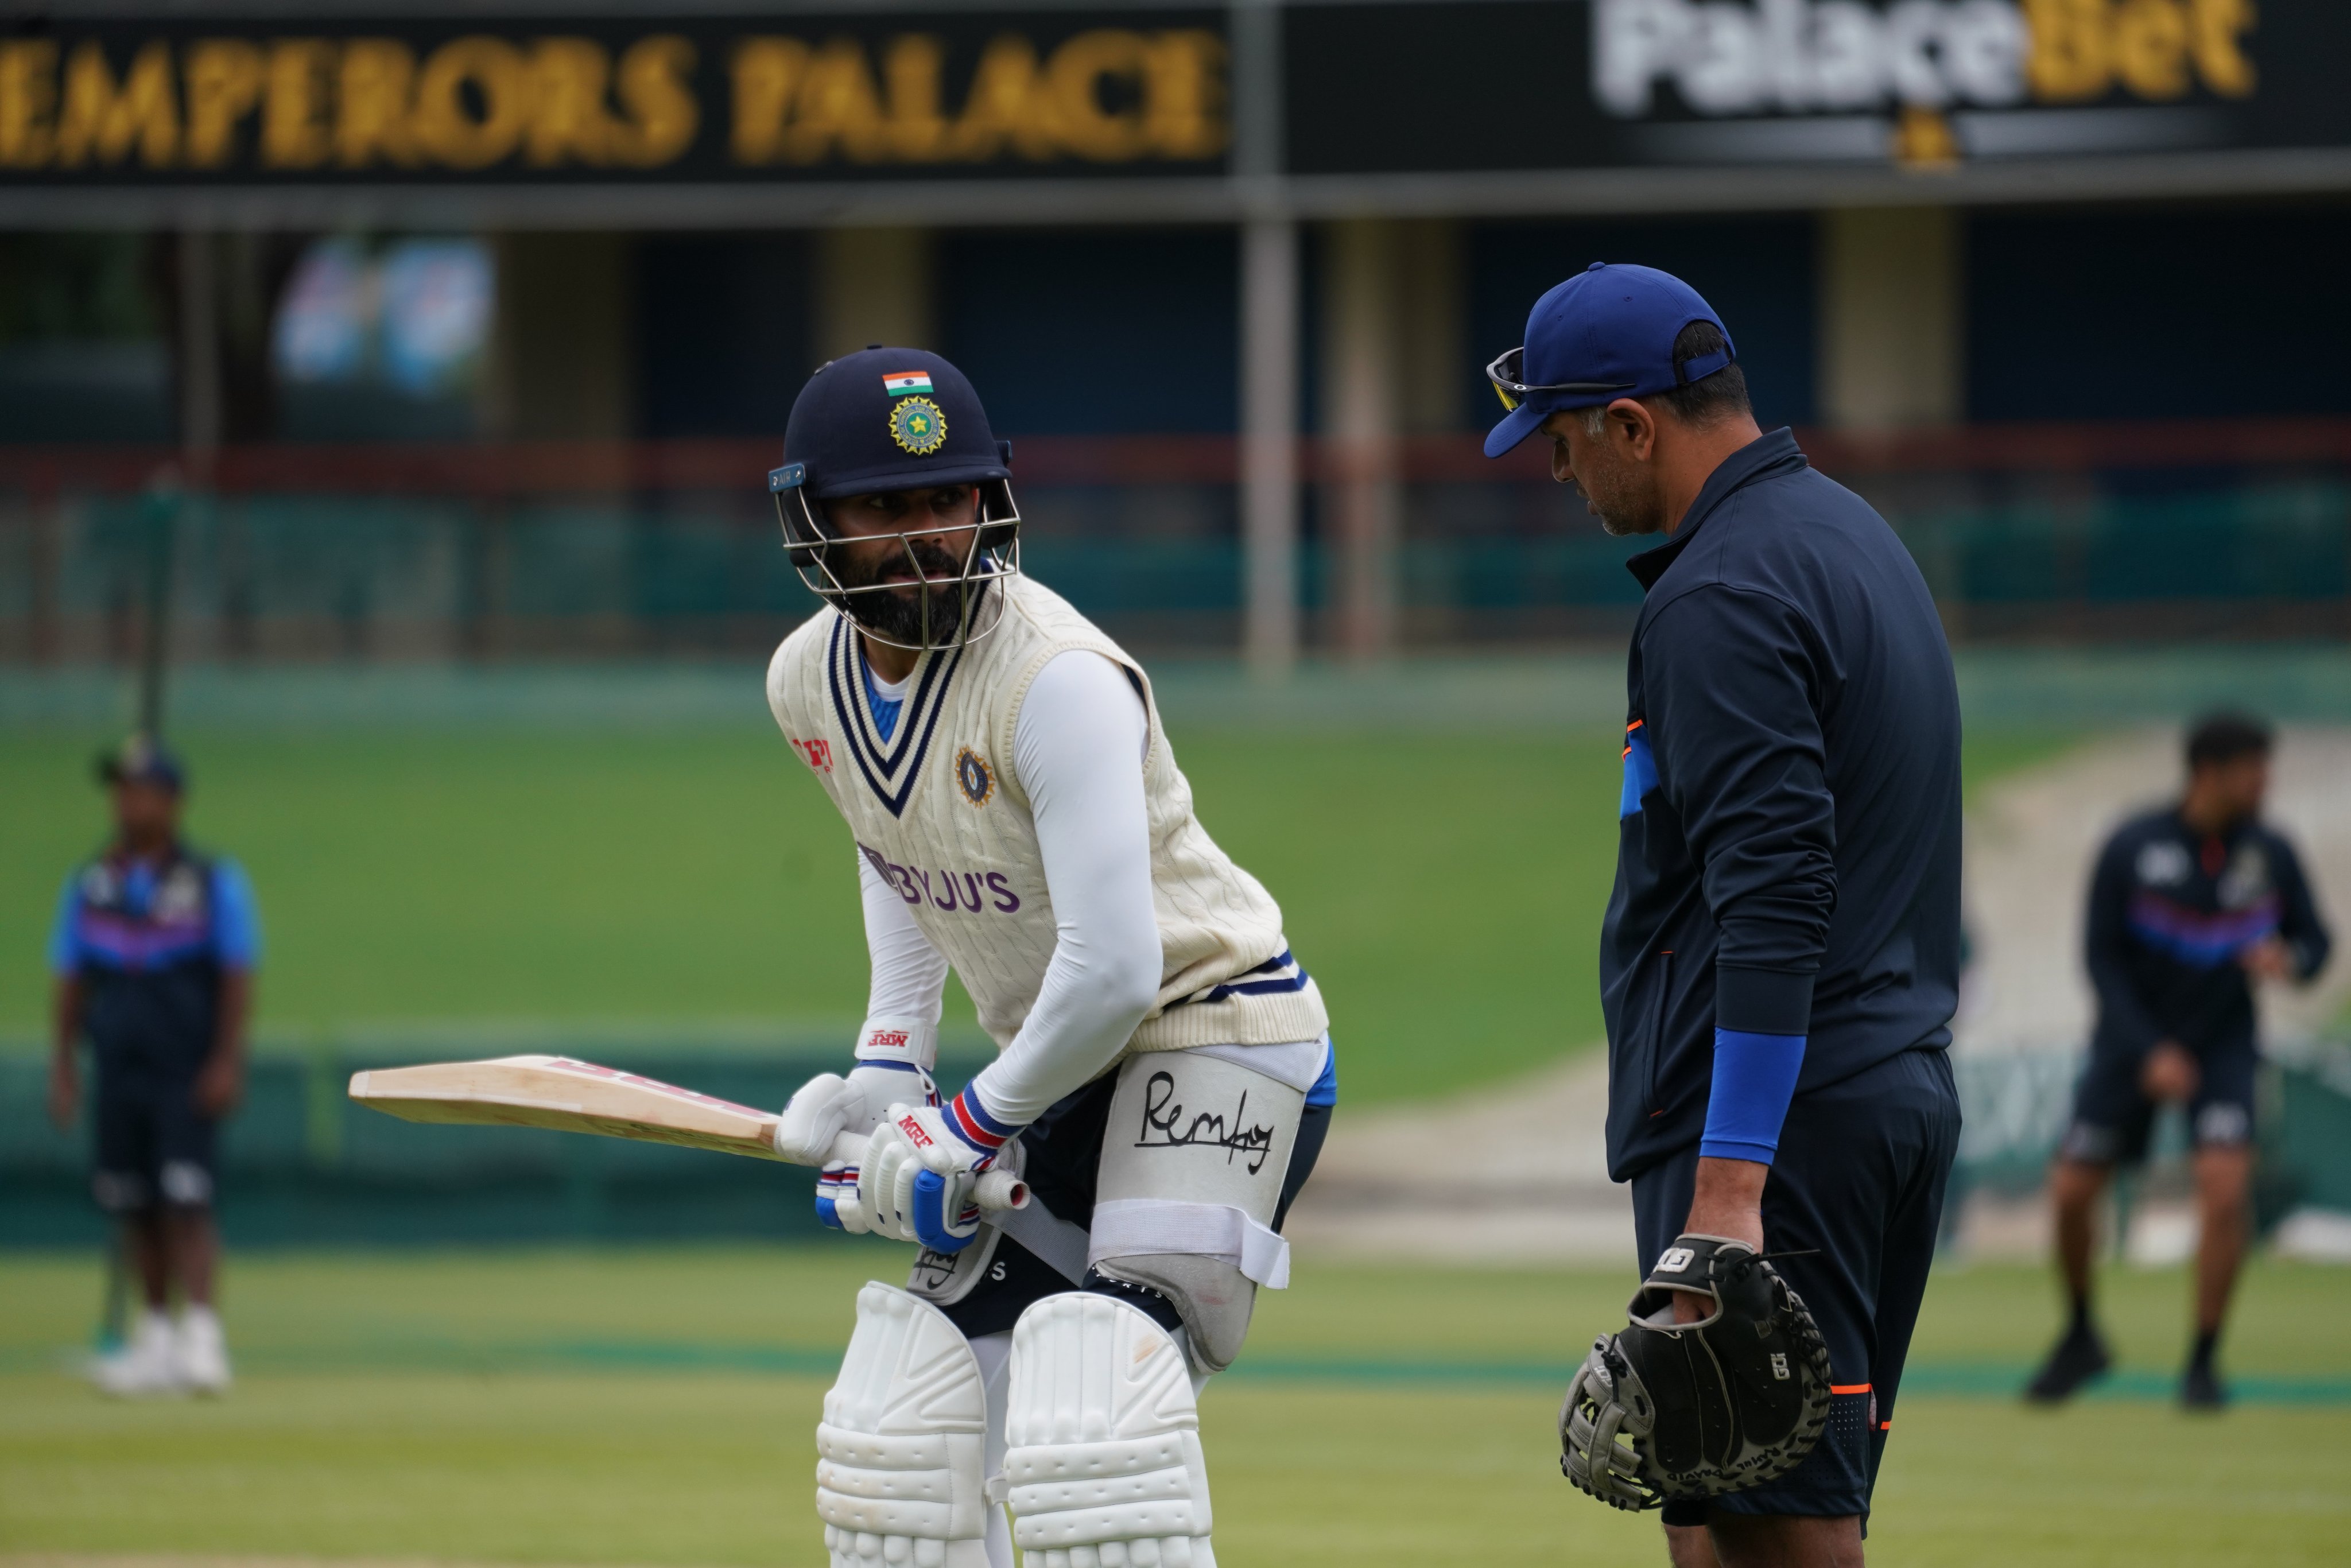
835, 541, 983, 646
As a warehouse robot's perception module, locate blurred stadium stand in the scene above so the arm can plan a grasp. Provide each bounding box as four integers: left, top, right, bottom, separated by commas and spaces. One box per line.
1, 418, 2346, 661
2, 4, 2348, 663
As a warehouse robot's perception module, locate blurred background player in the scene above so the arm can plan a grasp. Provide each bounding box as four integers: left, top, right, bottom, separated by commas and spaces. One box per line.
46, 736, 261, 1398
764, 347, 1334, 1568
2030, 712, 2331, 1410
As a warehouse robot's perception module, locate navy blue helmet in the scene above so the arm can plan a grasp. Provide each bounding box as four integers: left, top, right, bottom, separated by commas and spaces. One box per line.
769, 347, 1021, 651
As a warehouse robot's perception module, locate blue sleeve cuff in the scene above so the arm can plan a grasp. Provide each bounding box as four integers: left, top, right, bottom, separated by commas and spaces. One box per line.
1700, 1027, 1806, 1165
210, 860, 263, 970
47, 870, 86, 976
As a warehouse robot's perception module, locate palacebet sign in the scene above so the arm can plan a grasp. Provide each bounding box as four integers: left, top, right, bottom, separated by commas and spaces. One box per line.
1286, 0, 2349, 178
0, 12, 1228, 181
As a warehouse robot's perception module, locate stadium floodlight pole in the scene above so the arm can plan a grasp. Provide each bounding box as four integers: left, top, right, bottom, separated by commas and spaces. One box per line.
1233, 0, 1297, 681
139, 226, 222, 740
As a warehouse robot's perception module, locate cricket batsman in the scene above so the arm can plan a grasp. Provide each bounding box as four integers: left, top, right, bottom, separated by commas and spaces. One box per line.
760, 347, 1336, 1568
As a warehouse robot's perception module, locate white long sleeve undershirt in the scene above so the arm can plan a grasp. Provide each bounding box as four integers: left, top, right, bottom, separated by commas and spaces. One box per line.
856, 648, 1161, 1125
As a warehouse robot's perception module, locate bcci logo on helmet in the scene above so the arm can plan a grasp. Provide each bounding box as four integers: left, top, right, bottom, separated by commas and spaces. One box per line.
889, 396, 948, 455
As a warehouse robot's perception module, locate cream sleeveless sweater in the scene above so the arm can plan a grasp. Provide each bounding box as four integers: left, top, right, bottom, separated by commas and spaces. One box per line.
766, 576, 1328, 1057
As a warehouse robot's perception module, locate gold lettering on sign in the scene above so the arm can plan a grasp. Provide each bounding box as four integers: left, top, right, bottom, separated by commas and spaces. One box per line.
2190, 0, 2256, 96
2112, 0, 2190, 99
2025, 0, 2110, 101
411, 36, 529, 169
1048, 30, 1150, 161
57, 40, 179, 168
1143, 31, 1227, 160
730, 29, 1227, 166
0, 41, 59, 167
183, 40, 263, 167
882, 36, 948, 161
2030, 0, 2259, 103
730, 38, 809, 164
263, 40, 333, 168
787, 37, 891, 163
945, 36, 1059, 161
610, 35, 698, 166
2, 26, 1229, 173
525, 37, 615, 165
338, 39, 418, 167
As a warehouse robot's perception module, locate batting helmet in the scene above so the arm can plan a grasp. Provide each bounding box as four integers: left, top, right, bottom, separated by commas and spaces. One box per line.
769, 347, 1022, 652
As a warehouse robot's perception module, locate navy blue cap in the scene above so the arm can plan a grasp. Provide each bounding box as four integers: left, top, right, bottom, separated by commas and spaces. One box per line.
1484, 263, 1736, 459
97, 733, 184, 792
783, 347, 1012, 501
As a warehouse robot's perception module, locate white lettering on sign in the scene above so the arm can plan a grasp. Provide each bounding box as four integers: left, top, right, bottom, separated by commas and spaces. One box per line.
1596, 0, 2030, 117
1596, 0, 2259, 121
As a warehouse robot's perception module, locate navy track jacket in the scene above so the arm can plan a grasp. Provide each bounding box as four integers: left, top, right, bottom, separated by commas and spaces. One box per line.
1602, 429, 1963, 1182
2088, 809, 2330, 1061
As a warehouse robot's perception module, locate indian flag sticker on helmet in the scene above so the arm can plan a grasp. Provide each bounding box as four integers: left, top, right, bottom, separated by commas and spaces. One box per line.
889, 395, 948, 455
881, 370, 934, 397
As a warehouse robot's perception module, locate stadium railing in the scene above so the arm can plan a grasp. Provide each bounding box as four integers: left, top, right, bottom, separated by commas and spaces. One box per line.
5, 1038, 2350, 1249
1, 418, 2346, 661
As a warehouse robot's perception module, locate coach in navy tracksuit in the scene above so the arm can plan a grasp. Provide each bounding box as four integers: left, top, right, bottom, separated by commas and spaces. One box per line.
2028, 712, 2330, 1410
1487, 265, 1961, 1568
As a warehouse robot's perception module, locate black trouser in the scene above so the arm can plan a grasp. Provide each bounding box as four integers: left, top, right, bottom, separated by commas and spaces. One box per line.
1632, 1047, 1960, 1524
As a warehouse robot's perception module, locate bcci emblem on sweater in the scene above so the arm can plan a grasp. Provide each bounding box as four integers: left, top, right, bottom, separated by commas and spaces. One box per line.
955, 747, 995, 806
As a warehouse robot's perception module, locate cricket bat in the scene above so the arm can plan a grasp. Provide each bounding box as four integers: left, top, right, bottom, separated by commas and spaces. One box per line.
347, 1053, 1027, 1210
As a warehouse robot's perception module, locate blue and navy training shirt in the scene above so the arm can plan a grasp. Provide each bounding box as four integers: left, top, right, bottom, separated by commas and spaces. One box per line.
1601, 428, 1964, 1183
49, 846, 261, 1072
2087, 808, 2330, 1059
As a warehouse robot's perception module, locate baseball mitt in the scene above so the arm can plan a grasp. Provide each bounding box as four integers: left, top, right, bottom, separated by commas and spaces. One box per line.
1560, 1233, 1832, 1511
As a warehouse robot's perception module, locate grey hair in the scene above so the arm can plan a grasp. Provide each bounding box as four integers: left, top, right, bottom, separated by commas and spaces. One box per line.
1580, 405, 1609, 437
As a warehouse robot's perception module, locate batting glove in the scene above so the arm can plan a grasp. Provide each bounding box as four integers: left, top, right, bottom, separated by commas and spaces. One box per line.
775, 1064, 937, 1235
868, 1089, 1017, 1252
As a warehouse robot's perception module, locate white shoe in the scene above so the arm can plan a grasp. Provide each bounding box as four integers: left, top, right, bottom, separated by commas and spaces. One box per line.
177, 1305, 232, 1395
92, 1310, 184, 1398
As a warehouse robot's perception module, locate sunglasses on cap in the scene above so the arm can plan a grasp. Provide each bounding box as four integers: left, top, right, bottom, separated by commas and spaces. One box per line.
1485, 347, 1634, 414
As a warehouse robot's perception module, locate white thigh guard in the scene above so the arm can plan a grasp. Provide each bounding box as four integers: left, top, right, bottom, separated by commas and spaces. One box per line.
1089, 1050, 1307, 1373
817, 1283, 992, 1568
1002, 1293, 1215, 1568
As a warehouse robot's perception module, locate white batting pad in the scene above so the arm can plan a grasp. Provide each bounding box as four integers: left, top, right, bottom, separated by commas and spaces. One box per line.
1002, 1293, 1215, 1568
817, 1283, 992, 1568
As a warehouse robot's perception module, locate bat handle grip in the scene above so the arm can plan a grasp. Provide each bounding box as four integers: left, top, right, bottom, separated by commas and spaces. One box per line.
823, 1131, 1030, 1213
972, 1169, 1031, 1212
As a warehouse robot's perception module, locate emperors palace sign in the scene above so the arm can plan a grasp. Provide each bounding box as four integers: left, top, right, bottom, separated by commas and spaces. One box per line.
0, 11, 1230, 184
1, 2, 2346, 215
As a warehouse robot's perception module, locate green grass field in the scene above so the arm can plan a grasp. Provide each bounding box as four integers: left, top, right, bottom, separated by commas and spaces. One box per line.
2, 1247, 2346, 1567
0, 725, 2071, 1103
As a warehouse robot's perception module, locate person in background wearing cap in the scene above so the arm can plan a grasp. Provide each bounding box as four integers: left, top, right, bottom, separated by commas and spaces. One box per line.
47, 736, 260, 1397
1491, 266, 1962, 1564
